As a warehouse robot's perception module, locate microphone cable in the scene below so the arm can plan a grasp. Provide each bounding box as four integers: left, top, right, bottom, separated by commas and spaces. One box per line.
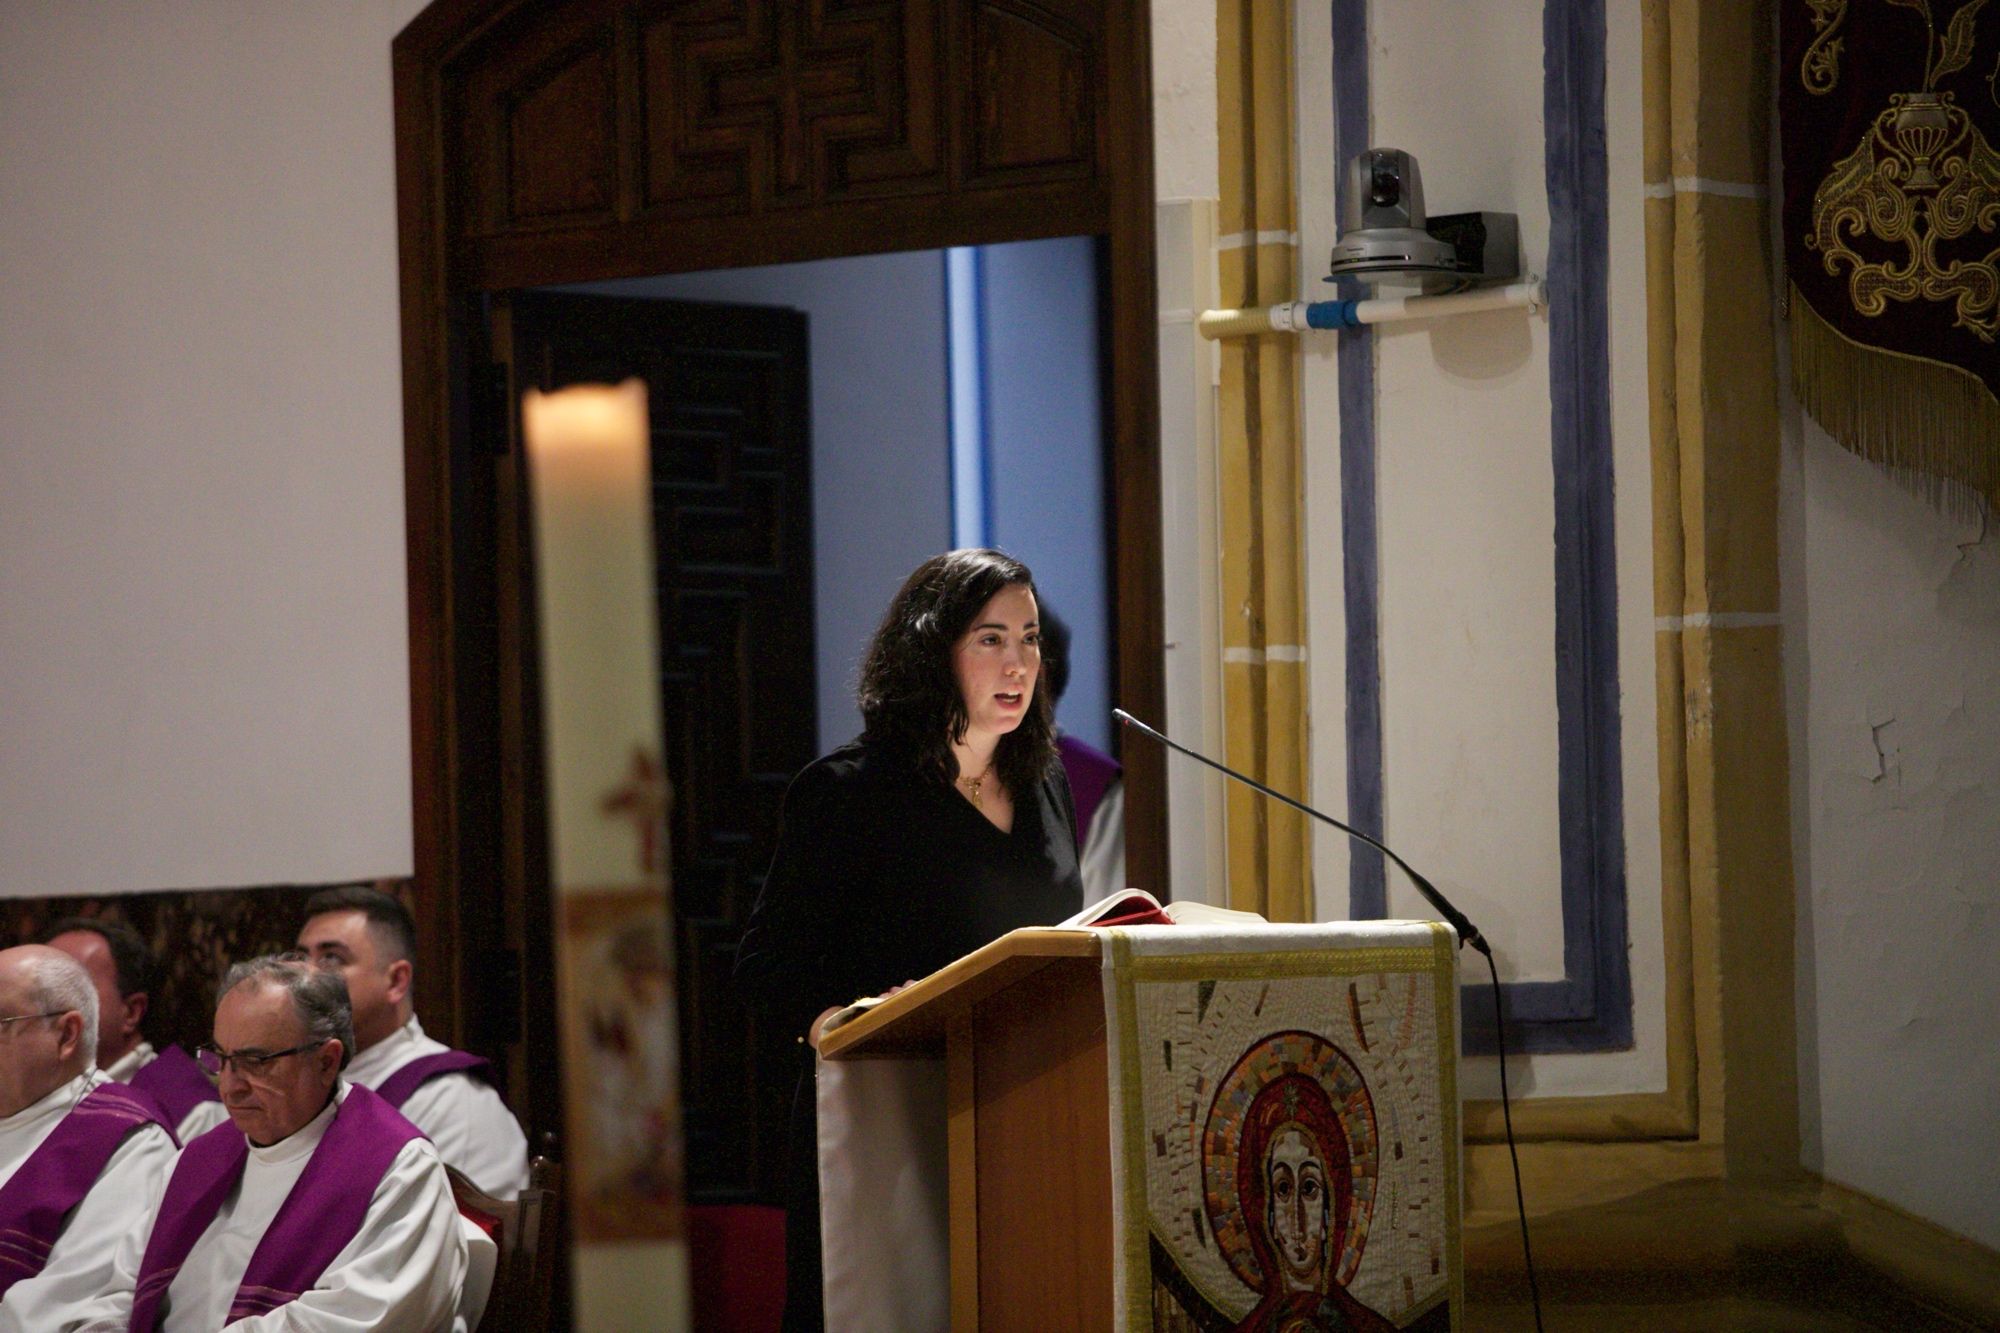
1482, 944, 1543, 1332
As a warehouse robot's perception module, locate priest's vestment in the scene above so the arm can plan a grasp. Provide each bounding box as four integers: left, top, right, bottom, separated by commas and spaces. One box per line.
108, 1043, 230, 1145
0, 1071, 177, 1333
345, 1014, 529, 1199
77, 1081, 466, 1332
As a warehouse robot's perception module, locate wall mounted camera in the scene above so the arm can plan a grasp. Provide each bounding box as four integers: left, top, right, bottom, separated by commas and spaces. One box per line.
1326, 148, 1520, 293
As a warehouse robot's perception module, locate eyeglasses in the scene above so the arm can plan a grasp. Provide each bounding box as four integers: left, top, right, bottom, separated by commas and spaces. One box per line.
195, 1040, 326, 1076
0, 1011, 63, 1034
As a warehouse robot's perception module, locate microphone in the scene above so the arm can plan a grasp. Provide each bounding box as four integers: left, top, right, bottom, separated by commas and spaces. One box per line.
1113, 709, 1490, 956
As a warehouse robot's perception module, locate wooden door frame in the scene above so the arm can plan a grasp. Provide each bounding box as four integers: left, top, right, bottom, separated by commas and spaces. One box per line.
391, 0, 1165, 1046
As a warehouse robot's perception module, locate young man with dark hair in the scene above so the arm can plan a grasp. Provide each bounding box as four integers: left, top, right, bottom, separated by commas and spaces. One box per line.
44, 916, 226, 1143
296, 885, 528, 1198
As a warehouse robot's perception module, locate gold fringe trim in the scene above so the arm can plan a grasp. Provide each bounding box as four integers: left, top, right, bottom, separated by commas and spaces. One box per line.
1789, 285, 2000, 517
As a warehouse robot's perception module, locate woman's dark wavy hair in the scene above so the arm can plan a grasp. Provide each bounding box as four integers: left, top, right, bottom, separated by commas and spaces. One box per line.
859, 548, 1058, 794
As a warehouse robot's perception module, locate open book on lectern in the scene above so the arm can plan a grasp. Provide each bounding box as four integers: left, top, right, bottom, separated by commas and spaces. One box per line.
1056, 888, 1266, 929
817, 891, 1266, 1036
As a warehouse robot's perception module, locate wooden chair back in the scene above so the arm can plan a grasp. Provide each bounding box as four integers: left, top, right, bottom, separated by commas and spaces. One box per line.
446, 1156, 562, 1330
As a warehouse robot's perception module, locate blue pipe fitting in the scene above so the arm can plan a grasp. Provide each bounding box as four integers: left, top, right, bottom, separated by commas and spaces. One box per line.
1304, 300, 1362, 329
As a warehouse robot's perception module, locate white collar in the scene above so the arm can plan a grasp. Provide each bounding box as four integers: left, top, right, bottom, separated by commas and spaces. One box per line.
0, 1070, 96, 1137
345, 1014, 427, 1082
245, 1080, 349, 1166
102, 1040, 156, 1083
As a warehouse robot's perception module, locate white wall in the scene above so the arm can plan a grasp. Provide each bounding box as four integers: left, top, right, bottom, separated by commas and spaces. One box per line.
565, 256, 954, 756
1295, 2, 1665, 1100
1151, 0, 1220, 203
0, 0, 426, 895
1787, 421, 2000, 1249
1151, 6, 1230, 905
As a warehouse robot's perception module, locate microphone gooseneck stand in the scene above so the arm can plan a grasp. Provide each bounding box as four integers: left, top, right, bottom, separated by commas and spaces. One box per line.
1114, 709, 1544, 1332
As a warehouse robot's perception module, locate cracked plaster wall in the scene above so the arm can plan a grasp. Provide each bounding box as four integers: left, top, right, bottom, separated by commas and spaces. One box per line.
1788, 416, 2000, 1249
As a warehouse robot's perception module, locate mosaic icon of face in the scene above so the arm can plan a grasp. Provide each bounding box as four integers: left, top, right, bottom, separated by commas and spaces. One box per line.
1207, 1038, 1379, 1299
1266, 1126, 1330, 1290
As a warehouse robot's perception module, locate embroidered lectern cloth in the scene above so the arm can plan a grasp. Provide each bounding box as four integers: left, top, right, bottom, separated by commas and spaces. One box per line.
1102, 921, 1462, 1331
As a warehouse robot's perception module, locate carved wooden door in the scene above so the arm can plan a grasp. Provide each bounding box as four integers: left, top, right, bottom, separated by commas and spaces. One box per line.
397, 27, 1164, 1297
509, 290, 815, 1204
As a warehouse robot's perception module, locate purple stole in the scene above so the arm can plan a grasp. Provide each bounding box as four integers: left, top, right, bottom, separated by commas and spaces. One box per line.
128, 1085, 422, 1330
373, 1049, 491, 1110
0, 1082, 170, 1298
127, 1046, 220, 1132
1057, 734, 1122, 842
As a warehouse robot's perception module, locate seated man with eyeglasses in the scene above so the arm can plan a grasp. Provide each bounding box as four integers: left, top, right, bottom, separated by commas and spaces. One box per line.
75, 954, 467, 1333
0, 945, 178, 1332
296, 885, 528, 1199
41, 917, 228, 1145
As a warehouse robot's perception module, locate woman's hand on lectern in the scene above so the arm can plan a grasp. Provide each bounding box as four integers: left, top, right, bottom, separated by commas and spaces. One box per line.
808, 1005, 845, 1050
806, 980, 920, 1050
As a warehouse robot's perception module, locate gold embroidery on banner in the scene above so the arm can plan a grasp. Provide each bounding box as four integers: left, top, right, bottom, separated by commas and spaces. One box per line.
1803, 0, 1850, 94
1811, 89, 2000, 341
1807, 1, 2000, 345
1108, 932, 1154, 1327
1923, 0, 1993, 91
1119, 946, 1443, 983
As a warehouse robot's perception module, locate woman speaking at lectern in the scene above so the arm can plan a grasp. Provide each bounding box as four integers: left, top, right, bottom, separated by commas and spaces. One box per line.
737, 547, 1085, 1330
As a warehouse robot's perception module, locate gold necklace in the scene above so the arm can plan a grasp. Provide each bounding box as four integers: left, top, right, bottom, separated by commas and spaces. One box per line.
959, 760, 995, 808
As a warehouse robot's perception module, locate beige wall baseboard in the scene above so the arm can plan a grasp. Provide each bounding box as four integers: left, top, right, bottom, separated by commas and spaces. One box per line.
1816, 1175, 2000, 1328
1464, 1086, 1697, 1144
1459, 1154, 1999, 1328
1464, 1138, 1723, 1221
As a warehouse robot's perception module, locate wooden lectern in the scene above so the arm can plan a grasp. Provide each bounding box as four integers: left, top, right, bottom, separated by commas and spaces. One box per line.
818, 928, 1112, 1330
820, 919, 1463, 1332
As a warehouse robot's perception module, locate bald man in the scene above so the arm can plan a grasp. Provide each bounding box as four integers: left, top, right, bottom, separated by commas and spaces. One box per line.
0, 945, 177, 1332
43, 918, 226, 1144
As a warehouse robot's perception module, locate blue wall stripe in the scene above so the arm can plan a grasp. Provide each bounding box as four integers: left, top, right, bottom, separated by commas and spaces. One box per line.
1331, 0, 1387, 921
1533, 0, 1631, 1052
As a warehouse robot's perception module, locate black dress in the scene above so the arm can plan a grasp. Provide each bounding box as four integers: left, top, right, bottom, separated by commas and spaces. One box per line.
735, 737, 1084, 1331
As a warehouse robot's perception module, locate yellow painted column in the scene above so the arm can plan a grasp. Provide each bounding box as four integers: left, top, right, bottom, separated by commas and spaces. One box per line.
1215, 0, 1311, 921
1639, 0, 1701, 1142
1647, 0, 1801, 1180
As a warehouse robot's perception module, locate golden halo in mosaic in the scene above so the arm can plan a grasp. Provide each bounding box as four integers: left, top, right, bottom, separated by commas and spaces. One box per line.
1200, 1029, 1381, 1293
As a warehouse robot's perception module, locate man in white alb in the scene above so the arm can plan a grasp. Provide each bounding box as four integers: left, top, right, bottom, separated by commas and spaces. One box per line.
74, 954, 466, 1332
43, 917, 228, 1143
297, 885, 530, 1198
0, 945, 178, 1332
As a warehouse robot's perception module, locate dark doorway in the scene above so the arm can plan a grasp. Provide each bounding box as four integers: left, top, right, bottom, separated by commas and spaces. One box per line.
509, 290, 815, 1205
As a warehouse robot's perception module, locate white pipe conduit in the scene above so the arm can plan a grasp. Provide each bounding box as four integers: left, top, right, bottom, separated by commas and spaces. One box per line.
1196, 277, 1546, 340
